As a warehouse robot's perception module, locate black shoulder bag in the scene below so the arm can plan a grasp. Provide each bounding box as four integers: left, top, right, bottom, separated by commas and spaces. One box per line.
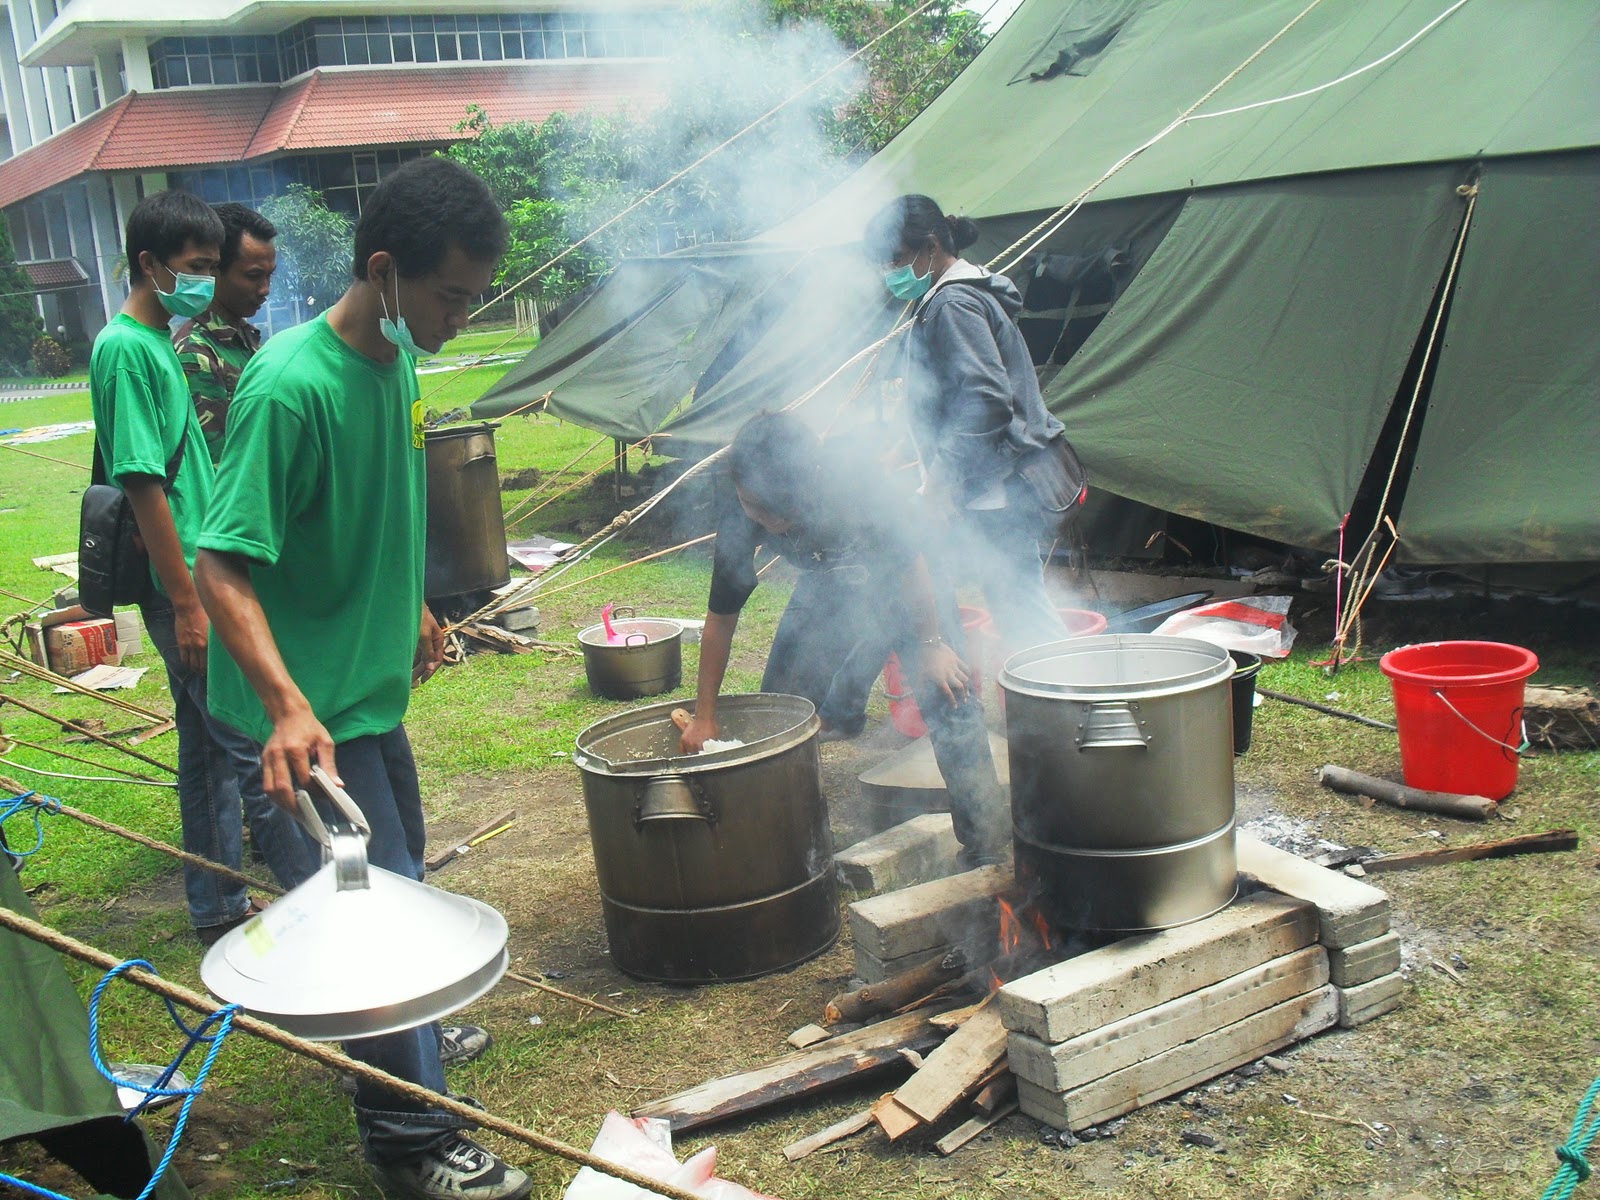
77, 427, 188, 618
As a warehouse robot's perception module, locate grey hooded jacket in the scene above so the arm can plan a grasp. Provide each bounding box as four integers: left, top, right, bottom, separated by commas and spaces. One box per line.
905, 260, 1076, 510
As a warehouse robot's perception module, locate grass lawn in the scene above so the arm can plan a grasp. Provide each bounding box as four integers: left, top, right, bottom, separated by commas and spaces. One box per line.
1, 354, 1597, 1199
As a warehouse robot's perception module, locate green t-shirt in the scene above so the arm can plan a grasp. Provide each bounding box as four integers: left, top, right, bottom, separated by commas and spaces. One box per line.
88, 313, 214, 594
199, 314, 426, 746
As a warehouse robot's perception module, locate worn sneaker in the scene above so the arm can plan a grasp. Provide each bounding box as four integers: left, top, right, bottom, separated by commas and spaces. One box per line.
370, 1134, 531, 1200
439, 1024, 492, 1068
195, 898, 265, 948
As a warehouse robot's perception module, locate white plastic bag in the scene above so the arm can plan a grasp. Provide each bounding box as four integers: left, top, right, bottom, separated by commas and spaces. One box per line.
1151, 595, 1297, 658
564, 1111, 779, 1200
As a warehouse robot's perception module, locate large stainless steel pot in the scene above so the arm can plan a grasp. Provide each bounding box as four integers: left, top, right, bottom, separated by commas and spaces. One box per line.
202, 769, 508, 1039
578, 611, 683, 699
1000, 634, 1238, 933
424, 423, 510, 600
573, 694, 838, 983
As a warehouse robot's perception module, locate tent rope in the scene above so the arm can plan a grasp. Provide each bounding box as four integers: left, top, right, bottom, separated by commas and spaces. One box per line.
0, 906, 706, 1200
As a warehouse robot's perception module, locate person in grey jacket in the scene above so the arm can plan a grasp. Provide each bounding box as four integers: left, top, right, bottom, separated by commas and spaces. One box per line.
865, 194, 1087, 656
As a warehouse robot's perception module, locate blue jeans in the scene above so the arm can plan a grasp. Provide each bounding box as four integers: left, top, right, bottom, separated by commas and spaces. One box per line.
336, 727, 475, 1164
953, 476, 1068, 657
142, 599, 318, 928
762, 569, 897, 735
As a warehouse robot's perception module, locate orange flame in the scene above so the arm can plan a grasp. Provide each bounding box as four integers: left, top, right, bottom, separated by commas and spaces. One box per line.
997, 897, 1022, 956
1032, 908, 1055, 952
987, 969, 1004, 993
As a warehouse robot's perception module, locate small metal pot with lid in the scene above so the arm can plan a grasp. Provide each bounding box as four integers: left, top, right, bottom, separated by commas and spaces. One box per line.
573, 694, 838, 983
1000, 634, 1239, 934
201, 768, 509, 1040
577, 607, 683, 699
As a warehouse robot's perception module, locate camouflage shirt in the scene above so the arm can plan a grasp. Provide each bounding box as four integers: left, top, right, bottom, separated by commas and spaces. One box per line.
172, 309, 262, 464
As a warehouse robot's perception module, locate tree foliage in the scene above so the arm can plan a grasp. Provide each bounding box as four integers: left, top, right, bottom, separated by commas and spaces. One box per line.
0, 216, 39, 375
258, 184, 354, 311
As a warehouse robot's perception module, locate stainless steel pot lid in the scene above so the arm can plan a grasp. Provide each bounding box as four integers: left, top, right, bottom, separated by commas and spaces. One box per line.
1000, 634, 1234, 701
574, 693, 819, 775
200, 769, 509, 1041
577, 618, 683, 648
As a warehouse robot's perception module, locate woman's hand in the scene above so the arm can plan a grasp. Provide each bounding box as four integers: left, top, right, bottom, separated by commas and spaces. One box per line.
917, 639, 970, 704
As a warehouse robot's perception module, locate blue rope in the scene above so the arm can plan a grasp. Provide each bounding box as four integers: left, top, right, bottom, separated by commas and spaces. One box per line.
0, 959, 240, 1200
0, 790, 60, 859
1543, 1076, 1600, 1200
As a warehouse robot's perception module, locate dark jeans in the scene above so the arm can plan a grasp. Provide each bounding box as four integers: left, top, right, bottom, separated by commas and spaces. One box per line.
762, 569, 897, 735
336, 726, 475, 1164
142, 599, 318, 927
951, 476, 1069, 658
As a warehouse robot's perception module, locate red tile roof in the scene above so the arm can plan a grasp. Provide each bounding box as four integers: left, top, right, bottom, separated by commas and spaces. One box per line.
21, 257, 90, 289
0, 63, 665, 210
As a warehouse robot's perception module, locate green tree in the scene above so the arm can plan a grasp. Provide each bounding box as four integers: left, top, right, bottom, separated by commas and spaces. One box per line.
0, 215, 39, 375
258, 184, 354, 313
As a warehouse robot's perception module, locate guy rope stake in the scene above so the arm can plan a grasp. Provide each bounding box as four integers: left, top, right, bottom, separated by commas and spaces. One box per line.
0, 909, 707, 1200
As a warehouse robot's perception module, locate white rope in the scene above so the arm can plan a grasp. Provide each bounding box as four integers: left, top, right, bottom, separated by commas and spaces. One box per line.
0, 758, 178, 788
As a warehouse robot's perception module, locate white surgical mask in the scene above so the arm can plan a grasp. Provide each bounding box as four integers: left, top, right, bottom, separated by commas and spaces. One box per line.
378, 274, 425, 358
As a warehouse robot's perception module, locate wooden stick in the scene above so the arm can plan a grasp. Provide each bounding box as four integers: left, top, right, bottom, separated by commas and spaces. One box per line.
936, 1100, 1018, 1156
825, 950, 966, 1024
503, 970, 634, 1019
1317, 765, 1496, 820
782, 1108, 874, 1161
0, 691, 176, 773
425, 809, 517, 871
1258, 688, 1397, 731
0, 732, 167, 782
0, 650, 170, 723
1363, 829, 1578, 874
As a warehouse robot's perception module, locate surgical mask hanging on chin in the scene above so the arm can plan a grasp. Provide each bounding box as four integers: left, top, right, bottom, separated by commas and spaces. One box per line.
884, 257, 933, 303
378, 274, 425, 358
154, 265, 215, 319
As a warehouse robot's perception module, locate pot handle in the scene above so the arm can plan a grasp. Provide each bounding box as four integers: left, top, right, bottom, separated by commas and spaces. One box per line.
635, 775, 715, 826
292, 766, 375, 893
1074, 701, 1151, 750
611, 605, 637, 621
623, 631, 650, 647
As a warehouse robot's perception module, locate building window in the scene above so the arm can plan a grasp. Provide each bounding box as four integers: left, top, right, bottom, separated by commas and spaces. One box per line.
149, 35, 282, 89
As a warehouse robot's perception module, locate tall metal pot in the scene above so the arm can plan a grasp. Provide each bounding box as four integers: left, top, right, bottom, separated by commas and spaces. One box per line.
1000, 634, 1238, 934
424, 423, 510, 600
573, 694, 838, 983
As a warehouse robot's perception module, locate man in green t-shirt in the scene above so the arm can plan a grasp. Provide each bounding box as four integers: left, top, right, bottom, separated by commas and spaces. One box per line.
194, 159, 523, 1200
172, 202, 277, 463
88, 191, 316, 944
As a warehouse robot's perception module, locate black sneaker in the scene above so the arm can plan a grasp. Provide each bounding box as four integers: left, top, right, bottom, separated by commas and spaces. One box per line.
370, 1134, 531, 1200
439, 1024, 492, 1068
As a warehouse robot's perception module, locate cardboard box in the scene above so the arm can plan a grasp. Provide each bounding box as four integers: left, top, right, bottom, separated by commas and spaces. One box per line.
24, 605, 123, 675
113, 610, 144, 656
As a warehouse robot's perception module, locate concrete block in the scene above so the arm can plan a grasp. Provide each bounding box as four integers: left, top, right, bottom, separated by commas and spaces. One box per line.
1008, 946, 1329, 1093
847, 865, 1009, 962
1018, 985, 1339, 1131
999, 891, 1318, 1044
1337, 971, 1405, 1028
1327, 931, 1402, 989
853, 944, 952, 985
1237, 833, 1392, 949
836, 812, 962, 895
494, 604, 541, 633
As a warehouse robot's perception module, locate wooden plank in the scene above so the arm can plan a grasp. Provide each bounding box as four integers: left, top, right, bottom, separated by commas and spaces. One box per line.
1236, 834, 1391, 949
1007, 946, 1329, 1093
631, 1006, 953, 1134
1362, 829, 1578, 874
424, 809, 517, 872
936, 1101, 1019, 1156
970, 1070, 1017, 1117
1018, 986, 1339, 1131
787, 1024, 833, 1050
998, 891, 1318, 1043
848, 865, 1010, 961
893, 1005, 1009, 1124
1326, 932, 1402, 989
782, 1108, 874, 1161
1337, 971, 1405, 1028
872, 1093, 924, 1140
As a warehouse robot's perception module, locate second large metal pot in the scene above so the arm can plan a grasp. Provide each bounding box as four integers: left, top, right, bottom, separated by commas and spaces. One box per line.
424, 423, 510, 601
1000, 634, 1238, 933
573, 694, 837, 983
578, 613, 683, 699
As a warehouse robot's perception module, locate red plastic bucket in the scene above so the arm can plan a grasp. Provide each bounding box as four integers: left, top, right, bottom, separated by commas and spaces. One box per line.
1378, 641, 1538, 801
884, 606, 990, 738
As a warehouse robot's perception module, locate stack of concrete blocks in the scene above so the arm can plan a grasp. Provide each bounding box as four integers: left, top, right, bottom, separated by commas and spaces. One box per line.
847, 865, 1009, 984
1002, 834, 1401, 1130
836, 812, 963, 898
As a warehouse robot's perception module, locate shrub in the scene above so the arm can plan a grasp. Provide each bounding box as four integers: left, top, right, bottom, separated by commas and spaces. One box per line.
30, 335, 71, 377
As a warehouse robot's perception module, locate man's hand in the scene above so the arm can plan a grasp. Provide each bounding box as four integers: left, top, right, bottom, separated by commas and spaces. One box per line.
917, 639, 970, 705
174, 598, 209, 674
414, 604, 445, 685
679, 713, 721, 755
261, 704, 339, 815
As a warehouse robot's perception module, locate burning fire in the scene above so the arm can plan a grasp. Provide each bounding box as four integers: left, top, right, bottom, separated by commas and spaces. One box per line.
997, 897, 1023, 956
986, 890, 1061, 992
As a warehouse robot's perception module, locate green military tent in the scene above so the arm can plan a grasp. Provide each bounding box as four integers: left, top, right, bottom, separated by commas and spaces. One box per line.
475, 0, 1600, 564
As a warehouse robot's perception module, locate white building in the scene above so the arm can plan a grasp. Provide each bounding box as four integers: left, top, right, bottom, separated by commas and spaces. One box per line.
0, 1, 667, 340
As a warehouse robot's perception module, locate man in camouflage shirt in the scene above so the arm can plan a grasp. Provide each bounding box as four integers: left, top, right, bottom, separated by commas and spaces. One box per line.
173, 203, 278, 463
